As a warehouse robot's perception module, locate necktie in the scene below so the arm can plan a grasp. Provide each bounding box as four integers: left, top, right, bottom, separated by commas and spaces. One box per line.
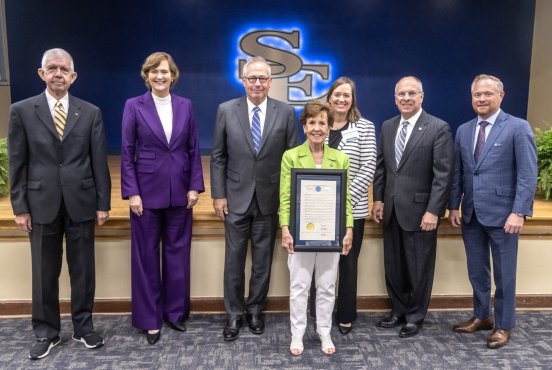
251, 106, 261, 154
474, 121, 489, 163
54, 101, 67, 140
395, 121, 409, 167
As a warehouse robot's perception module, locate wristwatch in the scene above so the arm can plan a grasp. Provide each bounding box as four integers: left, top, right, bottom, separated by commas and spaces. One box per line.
515, 213, 525, 218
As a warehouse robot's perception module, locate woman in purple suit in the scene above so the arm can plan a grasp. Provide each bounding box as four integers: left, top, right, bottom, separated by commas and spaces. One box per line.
121, 52, 204, 345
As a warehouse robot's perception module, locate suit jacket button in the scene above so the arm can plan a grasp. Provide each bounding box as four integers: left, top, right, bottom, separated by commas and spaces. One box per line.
59, 164, 63, 167
474, 171, 479, 176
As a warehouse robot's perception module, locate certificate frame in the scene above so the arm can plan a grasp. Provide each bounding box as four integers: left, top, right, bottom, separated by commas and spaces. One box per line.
289, 168, 346, 252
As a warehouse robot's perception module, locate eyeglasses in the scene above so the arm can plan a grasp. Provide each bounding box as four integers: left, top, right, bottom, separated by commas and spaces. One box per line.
472, 92, 496, 99
244, 75, 270, 84
395, 91, 422, 99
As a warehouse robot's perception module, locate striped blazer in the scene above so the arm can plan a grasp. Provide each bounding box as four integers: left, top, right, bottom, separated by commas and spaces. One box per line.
326, 117, 377, 219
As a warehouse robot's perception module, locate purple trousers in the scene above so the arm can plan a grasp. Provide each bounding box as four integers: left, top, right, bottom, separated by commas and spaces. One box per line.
130, 206, 192, 330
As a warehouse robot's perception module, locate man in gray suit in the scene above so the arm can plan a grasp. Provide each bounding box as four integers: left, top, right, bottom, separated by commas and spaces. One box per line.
211, 56, 298, 341
8, 48, 111, 359
372, 76, 454, 338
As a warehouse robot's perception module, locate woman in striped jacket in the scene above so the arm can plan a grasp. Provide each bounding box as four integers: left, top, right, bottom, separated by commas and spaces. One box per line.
310, 76, 377, 334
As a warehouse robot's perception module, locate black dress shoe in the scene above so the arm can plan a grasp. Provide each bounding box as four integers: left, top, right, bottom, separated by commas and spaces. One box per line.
146, 331, 160, 345
399, 322, 421, 338
379, 315, 405, 328
223, 318, 242, 341
246, 313, 265, 334
338, 323, 352, 335
167, 321, 187, 332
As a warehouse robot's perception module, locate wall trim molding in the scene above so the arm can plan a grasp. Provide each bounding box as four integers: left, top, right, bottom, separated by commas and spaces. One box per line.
2, 295, 551, 316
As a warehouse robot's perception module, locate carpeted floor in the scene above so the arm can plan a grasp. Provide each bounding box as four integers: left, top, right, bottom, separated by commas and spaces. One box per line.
1, 311, 551, 369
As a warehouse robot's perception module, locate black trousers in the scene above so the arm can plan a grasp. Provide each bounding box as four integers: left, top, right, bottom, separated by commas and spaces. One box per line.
30, 202, 96, 339
310, 218, 366, 323
383, 209, 437, 324
223, 196, 278, 319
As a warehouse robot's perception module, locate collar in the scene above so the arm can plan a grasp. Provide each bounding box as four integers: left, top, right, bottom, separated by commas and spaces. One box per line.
400, 108, 423, 125
246, 97, 268, 114
45, 89, 69, 111
477, 108, 501, 125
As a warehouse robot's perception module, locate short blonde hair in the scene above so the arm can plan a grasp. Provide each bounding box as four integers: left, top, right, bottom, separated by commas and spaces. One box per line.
471, 74, 504, 93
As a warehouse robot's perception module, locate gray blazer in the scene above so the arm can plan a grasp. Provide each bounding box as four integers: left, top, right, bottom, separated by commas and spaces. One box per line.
8, 93, 111, 224
372, 110, 454, 231
210, 96, 298, 215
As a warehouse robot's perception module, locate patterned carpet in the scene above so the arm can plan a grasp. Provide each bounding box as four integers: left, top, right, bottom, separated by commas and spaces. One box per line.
0, 311, 551, 369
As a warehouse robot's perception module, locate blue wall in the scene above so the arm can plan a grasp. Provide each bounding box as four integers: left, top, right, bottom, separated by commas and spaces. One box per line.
6, 0, 535, 154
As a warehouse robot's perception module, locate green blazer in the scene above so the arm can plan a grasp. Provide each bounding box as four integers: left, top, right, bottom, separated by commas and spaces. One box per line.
279, 141, 353, 228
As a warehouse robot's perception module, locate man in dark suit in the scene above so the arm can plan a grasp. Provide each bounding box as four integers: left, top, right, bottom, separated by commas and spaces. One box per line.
449, 74, 537, 349
211, 56, 298, 341
8, 48, 111, 359
372, 76, 454, 338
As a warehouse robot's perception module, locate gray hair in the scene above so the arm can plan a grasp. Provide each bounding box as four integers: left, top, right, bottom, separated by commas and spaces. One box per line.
41, 48, 74, 71
471, 74, 504, 93
395, 76, 423, 93
242, 56, 271, 77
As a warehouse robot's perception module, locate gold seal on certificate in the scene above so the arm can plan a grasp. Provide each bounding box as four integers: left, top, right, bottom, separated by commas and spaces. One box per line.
289, 169, 346, 252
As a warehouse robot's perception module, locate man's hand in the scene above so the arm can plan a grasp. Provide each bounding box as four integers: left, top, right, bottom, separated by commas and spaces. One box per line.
15, 213, 32, 232
97, 211, 109, 226
213, 198, 228, 221
504, 213, 524, 234
420, 211, 438, 231
449, 210, 461, 228
187, 190, 199, 209
372, 201, 384, 224
129, 195, 143, 216
281, 226, 294, 254
341, 228, 353, 255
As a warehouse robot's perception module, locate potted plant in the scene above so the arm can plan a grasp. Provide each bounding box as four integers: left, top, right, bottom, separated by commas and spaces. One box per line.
535, 122, 552, 200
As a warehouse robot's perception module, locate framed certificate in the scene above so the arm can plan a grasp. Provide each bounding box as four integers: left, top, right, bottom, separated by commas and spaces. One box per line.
289, 168, 346, 252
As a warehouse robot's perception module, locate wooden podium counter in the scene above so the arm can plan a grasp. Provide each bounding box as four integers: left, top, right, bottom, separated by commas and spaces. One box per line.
1, 156, 551, 240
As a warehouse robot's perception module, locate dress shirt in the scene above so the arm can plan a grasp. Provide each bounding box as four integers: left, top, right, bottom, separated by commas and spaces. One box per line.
394, 108, 423, 146
246, 97, 268, 136
45, 89, 69, 121
473, 108, 501, 152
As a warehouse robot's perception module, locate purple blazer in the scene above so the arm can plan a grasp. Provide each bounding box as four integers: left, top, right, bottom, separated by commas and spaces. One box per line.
121, 91, 204, 209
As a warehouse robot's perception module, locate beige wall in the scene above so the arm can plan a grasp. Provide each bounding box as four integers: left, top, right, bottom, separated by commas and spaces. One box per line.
2, 237, 552, 301
528, 0, 552, 130
0, 85, 10, 137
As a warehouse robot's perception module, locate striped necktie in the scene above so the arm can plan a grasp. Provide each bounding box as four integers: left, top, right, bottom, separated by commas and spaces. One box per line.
395, 121, 409, 167
251, 106, 261, 154
54, 101, 67, 140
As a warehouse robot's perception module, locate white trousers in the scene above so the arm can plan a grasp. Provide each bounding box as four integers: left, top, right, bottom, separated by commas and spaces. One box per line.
288, 251, 340, 337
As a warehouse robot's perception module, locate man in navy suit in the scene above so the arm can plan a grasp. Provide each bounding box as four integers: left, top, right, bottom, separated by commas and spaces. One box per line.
449, 74, 537, 349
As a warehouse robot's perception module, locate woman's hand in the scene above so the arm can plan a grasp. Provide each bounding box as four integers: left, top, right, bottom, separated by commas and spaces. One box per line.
187, 190, 199, 209
341, 227, 353, 255
281, 226, 295, 254
129, 195, 143, 216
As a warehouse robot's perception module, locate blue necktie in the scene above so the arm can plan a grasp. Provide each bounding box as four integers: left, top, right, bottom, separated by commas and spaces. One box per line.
251, 106, 261, 154
395, 121, 409, 167
474, 121, 489, 163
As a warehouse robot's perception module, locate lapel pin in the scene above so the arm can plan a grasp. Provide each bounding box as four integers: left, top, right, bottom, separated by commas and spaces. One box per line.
418, 127, 422, 130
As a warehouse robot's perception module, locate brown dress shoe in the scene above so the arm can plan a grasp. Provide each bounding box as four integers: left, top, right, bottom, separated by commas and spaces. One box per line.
453, 316, 494, 333
487, 329, 511, 349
